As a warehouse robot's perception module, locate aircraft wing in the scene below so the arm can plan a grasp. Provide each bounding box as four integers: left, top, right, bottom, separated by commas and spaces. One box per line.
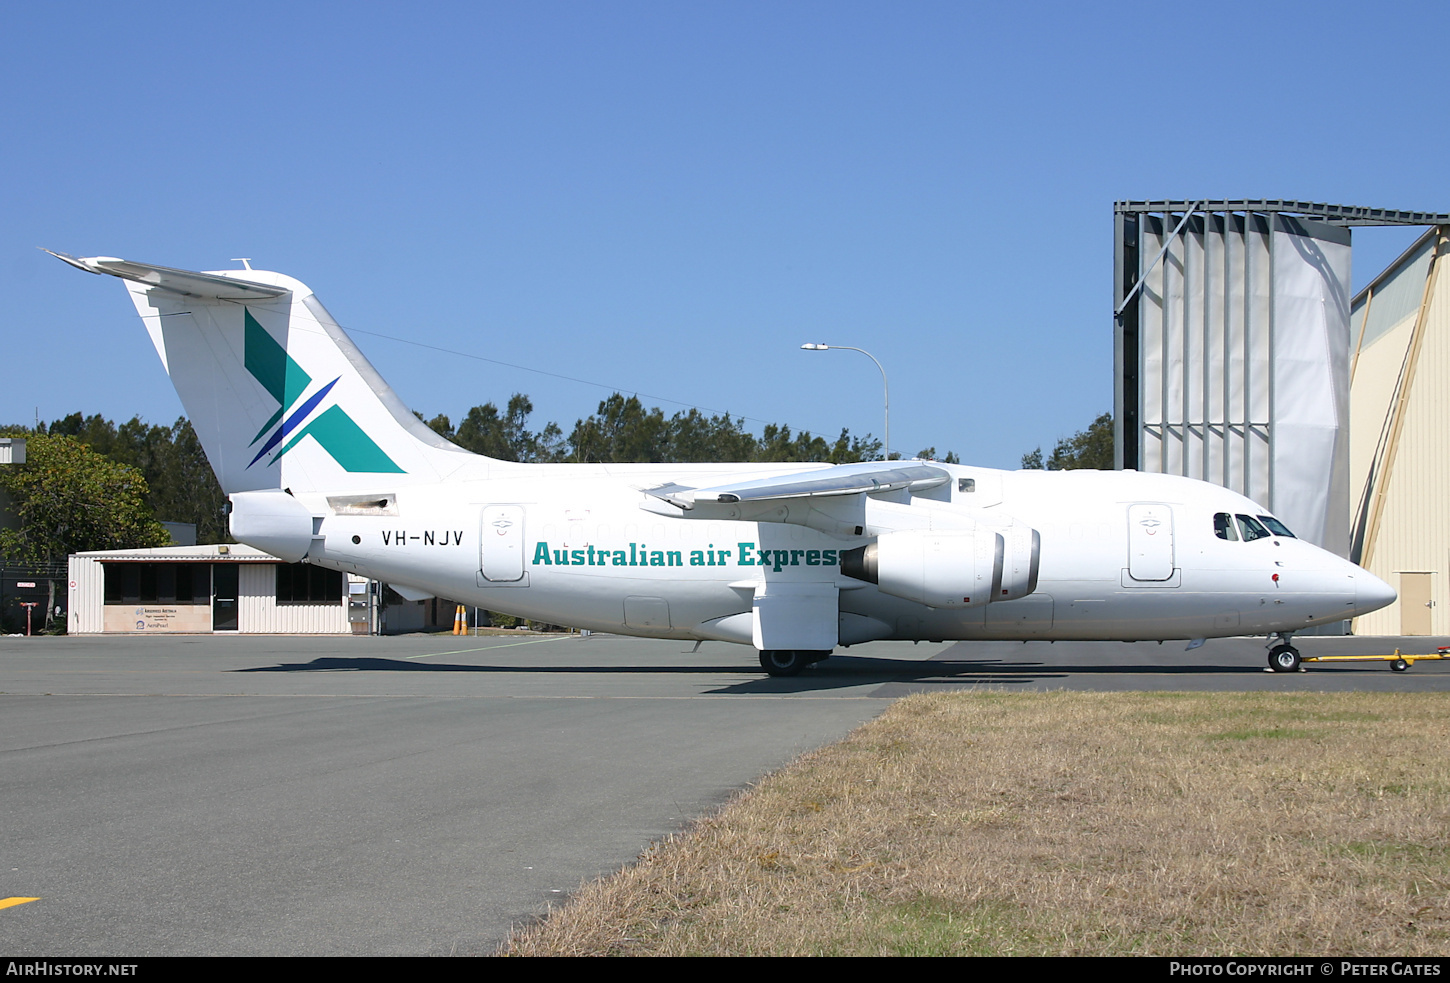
645, 461, 950, 509
44, 251, 289, 301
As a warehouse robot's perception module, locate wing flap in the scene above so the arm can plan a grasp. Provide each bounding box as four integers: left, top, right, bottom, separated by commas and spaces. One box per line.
645, 461, 950, 509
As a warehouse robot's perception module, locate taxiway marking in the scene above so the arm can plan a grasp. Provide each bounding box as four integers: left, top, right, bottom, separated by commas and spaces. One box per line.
408, 636, 575, 659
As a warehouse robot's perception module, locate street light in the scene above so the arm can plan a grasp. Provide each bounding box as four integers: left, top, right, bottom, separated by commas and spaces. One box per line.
800, 343, 890, 460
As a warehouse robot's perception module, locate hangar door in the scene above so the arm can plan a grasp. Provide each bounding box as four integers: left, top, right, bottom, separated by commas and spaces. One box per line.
1114, 202, 1356, 557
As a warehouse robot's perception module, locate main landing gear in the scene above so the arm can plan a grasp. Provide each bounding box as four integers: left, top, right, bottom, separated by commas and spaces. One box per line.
758, 650, 833, 677
1267, 632, 1301, 672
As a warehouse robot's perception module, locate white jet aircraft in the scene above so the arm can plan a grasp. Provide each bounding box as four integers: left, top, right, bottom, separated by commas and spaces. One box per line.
52, 252, 1396, 675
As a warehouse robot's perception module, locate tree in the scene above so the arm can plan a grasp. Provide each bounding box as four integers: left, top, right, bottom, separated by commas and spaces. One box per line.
664, 408, 759, 463
455, 395, 546, 462
424, 398, 566, 464
916, 447, 961, 464
568, 394, 671, 463
1021, 412, 1114, 470
153, 418, 230, 544
47, 413, 229, 543
417, 390, 949, 467
0, 432, 169, 566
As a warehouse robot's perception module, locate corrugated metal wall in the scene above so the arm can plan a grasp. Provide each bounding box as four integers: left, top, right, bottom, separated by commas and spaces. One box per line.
1351, 228, 1450, 635
239, 564, 349, 633
67, 555, 104, 634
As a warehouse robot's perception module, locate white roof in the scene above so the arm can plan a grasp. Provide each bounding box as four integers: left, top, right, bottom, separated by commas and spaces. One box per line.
70, 544, 282, 563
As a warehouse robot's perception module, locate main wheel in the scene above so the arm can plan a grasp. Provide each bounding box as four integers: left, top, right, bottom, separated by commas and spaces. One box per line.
1268, 644, 1301, 672
759, 649, 809, 677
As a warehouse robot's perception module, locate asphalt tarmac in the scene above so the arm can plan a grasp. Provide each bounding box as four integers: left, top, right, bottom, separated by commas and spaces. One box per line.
2, 631, 1447, 956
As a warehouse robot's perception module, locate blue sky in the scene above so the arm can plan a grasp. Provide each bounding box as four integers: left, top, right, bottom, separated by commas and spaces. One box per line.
3, 1, 1443, 468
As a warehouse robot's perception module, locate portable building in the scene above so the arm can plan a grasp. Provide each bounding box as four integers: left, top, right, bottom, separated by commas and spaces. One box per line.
68, 544, 358, 634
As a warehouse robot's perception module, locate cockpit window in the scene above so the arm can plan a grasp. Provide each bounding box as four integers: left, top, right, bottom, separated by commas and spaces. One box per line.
1213, 513, 1239, 541
1236, 514, 1272, 541
1257, 515, 1295, 538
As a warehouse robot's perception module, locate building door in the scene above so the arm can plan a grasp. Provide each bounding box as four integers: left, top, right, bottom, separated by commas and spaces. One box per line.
1399, 572, 1433, 635
212, 563, 238, 632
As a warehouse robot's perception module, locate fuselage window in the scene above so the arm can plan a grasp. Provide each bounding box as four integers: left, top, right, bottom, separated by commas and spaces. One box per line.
1257, 515, 1295, 538
1213, 513, 1239, 541
1236, 514, 1272, 541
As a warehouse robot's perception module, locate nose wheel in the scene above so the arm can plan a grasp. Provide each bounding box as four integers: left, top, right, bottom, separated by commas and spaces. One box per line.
1268, 643, 1302, 672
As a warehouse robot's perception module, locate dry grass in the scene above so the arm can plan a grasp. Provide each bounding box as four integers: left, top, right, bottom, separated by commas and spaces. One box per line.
499, 691, 1450, 956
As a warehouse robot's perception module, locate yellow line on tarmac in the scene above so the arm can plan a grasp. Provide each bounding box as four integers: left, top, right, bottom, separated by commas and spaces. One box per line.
0, 898, 38, 910
408, 636, 576, 659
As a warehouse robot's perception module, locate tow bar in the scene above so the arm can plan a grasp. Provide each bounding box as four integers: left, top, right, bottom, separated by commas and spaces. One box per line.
1301, 646, 1450, 672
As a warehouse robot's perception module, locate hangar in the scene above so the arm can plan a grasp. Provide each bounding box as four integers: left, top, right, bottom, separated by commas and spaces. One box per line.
1112, 201, 1450, 634
1347, 225, 1450, 635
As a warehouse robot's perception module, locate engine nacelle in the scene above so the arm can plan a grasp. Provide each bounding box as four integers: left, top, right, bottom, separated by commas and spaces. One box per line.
841, 528, 1003, 609
995, 522, 1041, 601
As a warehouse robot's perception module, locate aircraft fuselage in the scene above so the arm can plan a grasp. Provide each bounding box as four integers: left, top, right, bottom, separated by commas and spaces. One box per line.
297, 461, 1376, 646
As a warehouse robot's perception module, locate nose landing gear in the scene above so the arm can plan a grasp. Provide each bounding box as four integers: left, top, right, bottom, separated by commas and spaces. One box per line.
1267, 632, 1301, 672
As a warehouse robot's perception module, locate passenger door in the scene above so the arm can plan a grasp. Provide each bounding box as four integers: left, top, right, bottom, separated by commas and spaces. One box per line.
1127, 503, 1175, 582
480, 506, 526, 583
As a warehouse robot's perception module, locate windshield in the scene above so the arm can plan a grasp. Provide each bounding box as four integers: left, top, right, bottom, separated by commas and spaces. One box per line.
1236, 514, 1272, 541
1257, 514, 1295, 538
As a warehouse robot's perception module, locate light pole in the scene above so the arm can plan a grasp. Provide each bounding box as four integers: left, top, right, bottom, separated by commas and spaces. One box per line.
800, 343, 890, 460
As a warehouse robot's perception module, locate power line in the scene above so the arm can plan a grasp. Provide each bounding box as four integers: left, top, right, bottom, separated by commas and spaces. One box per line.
345, 325, 853, 438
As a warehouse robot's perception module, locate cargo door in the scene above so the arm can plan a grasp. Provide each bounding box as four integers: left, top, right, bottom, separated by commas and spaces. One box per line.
624, 596, 671, 630
1127, 503, 1175, 582
480, 506, 525, 583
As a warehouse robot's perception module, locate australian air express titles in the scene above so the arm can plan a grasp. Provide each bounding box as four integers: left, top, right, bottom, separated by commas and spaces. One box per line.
377, 529, 839, 572
532, 540, 841, 571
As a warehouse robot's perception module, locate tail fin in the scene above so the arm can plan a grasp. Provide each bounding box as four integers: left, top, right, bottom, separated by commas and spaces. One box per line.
52, 253, 479, 494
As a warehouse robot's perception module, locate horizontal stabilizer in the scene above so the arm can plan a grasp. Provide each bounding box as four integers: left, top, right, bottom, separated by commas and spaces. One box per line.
44, 250, 288, 301
645, 461, 949, 509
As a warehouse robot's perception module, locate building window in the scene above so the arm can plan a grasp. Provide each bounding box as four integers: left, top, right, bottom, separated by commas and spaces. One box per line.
276, 563, 343, 604
103, 563, 203, 604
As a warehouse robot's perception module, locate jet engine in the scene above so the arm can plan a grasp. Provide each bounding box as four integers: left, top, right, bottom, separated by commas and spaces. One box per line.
841, 522, 1040, 609
995, 522, 1041, 601
841, 528, 1002, 609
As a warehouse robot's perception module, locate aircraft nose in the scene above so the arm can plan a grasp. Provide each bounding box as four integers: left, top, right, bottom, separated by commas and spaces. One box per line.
1354, 570, 1397, 615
